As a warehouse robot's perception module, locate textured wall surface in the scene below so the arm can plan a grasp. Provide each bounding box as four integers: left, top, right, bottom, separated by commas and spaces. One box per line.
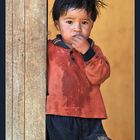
6, 0, 47, 139
48, 0, 134, 140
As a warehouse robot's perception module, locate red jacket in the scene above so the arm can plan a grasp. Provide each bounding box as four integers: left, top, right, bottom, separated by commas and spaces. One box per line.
46, 36, 110, 118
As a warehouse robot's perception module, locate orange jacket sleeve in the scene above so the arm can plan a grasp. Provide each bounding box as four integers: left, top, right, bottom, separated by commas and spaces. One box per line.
84, 45, 111, 85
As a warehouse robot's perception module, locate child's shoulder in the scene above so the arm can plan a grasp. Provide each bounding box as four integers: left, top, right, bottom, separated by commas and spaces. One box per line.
93, 43, 102, 51
92, 44, 106, 57
88, 38, 102, 52
48, 39, 54, 45
48, 37, 60, 46
48, 39, 57, 49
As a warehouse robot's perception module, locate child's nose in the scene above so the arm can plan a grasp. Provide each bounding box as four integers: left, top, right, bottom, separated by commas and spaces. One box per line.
73, 23, 81, 32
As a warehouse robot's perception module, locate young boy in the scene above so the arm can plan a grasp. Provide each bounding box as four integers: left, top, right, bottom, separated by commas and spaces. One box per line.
46, 0, 111, 139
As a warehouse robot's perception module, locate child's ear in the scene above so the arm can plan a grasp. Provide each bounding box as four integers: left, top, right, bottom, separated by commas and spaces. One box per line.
54, 20, 60, 30
91, 22, 94, 28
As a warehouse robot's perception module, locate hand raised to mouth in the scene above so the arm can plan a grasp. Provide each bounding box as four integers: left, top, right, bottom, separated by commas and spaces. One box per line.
72, 34, 90, 54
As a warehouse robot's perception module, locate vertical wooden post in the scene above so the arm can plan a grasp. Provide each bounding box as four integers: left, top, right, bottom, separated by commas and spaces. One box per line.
24, 0, 47, 139
12, 0, 25, 139
6, 0, 47, 139
6, 0, 13, 139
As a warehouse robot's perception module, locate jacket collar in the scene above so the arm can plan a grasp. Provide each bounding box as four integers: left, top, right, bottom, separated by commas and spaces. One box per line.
52, 34, 94, 49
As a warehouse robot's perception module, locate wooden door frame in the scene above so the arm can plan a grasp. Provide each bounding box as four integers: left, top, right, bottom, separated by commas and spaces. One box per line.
6, 0, 47, 139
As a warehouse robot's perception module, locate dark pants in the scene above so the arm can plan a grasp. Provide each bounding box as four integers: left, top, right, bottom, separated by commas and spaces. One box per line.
46, 115, 111, 140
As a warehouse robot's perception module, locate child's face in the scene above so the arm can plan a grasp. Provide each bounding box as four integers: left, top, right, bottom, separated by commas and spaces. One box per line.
55, 8, 94, 48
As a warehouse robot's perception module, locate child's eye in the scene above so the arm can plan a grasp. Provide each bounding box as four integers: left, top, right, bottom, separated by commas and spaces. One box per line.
66, 20, 73, 24
82, 21, 88, 24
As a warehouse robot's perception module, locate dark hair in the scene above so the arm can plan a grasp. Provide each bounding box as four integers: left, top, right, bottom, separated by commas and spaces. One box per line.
52, 0, 106, 22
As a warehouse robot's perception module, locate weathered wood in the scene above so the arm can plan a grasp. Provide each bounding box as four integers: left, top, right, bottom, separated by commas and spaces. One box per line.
24, 0, 47, 139
6, 0, 13, 139
12, 0, 25, 139
6, 0, 47, 139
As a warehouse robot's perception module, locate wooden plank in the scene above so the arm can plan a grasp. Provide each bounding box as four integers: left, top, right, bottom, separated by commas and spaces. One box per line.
6, 0, 13, 139
12, 0, 25, 139
24, 0, 47, 139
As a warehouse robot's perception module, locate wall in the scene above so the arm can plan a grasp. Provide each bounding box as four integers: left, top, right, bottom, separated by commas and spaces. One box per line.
48, 0, 134, 140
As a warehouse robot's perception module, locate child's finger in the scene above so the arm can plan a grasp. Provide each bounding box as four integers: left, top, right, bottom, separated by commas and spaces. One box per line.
74, 34, 85, 40
72, 38, 80, 46
72, 36, 82, 43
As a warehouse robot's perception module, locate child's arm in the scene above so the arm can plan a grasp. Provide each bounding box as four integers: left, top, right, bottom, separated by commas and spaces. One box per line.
83, 45, 110, 85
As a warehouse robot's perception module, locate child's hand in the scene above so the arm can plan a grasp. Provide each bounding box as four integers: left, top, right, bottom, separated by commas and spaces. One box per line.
72, 35, 90, 54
